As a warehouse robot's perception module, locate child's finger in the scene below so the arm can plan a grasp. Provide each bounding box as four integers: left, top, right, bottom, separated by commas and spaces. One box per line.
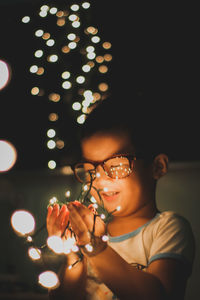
68, 203, 90, 245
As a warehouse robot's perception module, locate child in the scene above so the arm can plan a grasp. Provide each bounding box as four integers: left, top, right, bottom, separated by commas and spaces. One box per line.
47, 96, 195, 300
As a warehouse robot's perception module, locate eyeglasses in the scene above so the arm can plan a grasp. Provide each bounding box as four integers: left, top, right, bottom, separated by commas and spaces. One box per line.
71, 154, 139, 183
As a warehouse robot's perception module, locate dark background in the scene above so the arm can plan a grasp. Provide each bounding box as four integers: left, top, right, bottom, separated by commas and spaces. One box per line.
0, 0, 199, 172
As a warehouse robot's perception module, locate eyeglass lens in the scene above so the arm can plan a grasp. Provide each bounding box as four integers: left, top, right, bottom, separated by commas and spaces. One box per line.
75, 156, 132, 182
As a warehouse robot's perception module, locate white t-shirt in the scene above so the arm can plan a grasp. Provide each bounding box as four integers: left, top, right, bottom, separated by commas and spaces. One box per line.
86, 211, 195, 300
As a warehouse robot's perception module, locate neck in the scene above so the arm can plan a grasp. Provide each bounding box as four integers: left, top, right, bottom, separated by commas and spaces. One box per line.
107, 201, 159, 237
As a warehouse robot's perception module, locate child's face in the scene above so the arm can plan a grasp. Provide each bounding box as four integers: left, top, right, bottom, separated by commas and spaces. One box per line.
81, 132, 156, 217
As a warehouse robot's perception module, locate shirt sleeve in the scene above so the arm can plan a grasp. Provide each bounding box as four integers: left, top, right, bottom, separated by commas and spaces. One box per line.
148, 211, 195, 275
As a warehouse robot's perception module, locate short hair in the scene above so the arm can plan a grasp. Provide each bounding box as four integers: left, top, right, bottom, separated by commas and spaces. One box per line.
80, 95, 168, 160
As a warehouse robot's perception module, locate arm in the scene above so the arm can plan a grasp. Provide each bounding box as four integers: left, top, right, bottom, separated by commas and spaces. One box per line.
68, 203, 189, 300
46, 204, 87, 300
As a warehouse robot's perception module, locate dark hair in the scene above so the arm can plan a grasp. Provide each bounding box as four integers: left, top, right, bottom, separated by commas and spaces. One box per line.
80, 95, 167, 160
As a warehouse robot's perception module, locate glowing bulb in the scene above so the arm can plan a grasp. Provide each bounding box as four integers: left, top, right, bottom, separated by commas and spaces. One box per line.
77, 114, 86, 124
48, 160, 56, 169
0, 60, 11, 90
87, 52, 96, 59
72, 102, 81, 111
0, 140, 17, 172
91, 36, 100, 43
102, 235, 109, 242
47, 140, 56, 149
116, 206, 121, 211
71, 4, 79, 11
35, 29, 44, 37
49, 197, 57, 205
47, 236, 64, 254
11, 210, 35, 236
68, 42, 77, 49
46, 39, 55, 46
72, 21, 80, 28
28, 247, 41, 260
82, 2, 90, 9
47, 129, 56, 138
90, 196, 97, 203
67, 33, 76, 40
65, 190, 71, 198
61, 71, 70, 79
34, 50, 43, 58
49, 7, 58, 14
62, 81, 72, 89
48, 55, 58, 62
103, 187, 108, 192
29, 65, 38, 73
21, 16, 30, 23
38, 271, 60, 289
76, 76, 85, 84
82, 65, 91, 72
85, 244, 93, 252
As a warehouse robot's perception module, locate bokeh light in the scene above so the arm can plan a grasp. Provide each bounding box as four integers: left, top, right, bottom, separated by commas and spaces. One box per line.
0, 140, 17, 172
0, 60, 11, 90
11, 210, 35, 236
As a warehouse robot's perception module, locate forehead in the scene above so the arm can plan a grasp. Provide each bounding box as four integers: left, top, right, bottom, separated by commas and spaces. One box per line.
81, 132, 135, 161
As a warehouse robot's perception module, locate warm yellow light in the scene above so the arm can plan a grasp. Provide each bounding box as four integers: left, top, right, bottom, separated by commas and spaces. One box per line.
48, 93, 60, 102
48, 113, 58, 122
0, 60, 11, 90
57, 18, 65, 26
98, 82, 108, 92
62, 46, 70, 53
11, 210, 35, 236
38, 271, 60, 289
42, 32, 50, 40
99, 65, 108, 73
102, 42, 112, 49
86, 46, 95, 53
31, 87, 40, 95
29, 65, 38, 73
0, 140, 17, 172
36, 67, 44, 75
87, 52, 96, 59
96, 56, 104, 63
28, 247, 41, 260
104, 54, 112, 61
68, 14, 78, 21
49, 196, 58, 205
56, 140, 64, 149
86, 26, 98, 35
63, 236, 77, 254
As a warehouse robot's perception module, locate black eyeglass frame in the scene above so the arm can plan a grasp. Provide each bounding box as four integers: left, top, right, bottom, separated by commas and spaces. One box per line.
71, 153, 143, 183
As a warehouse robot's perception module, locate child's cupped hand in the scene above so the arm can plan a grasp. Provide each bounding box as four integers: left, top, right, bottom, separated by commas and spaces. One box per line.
46, 203, 69, 237
67, 201, 106, 246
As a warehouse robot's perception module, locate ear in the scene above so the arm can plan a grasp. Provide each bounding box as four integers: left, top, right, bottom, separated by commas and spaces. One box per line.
152, 154, 169, 180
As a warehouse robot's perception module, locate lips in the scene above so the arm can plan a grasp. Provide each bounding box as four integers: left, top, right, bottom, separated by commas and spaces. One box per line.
101, 191, 119, 202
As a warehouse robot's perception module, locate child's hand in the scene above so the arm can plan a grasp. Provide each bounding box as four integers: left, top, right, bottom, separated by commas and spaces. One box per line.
67, 201, 106, 246
46, 204, 69, 237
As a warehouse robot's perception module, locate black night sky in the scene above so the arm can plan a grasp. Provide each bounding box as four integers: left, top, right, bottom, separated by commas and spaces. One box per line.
0, 0, 199, 172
